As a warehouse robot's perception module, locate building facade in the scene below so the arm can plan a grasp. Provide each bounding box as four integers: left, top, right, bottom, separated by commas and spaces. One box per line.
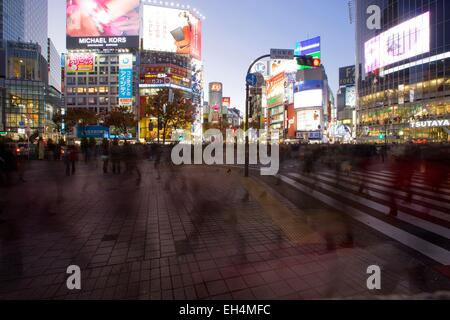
0, 0, 25, 43
356, 0, 450, 143
24, 0, 48, 60
65, 50, 137, 115
48, 38, 61, 93
0, 41, 61, 140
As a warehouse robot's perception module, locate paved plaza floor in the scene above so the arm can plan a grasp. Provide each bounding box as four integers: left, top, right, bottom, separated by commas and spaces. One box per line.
0, 160, 449, 299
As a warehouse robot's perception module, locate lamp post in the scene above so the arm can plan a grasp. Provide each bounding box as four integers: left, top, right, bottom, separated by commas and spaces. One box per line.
244, 54, 270, 177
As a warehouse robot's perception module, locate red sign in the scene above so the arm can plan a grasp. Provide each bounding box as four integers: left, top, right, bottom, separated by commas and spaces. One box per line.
67, 53, 95, 73
222, 97, 231, 108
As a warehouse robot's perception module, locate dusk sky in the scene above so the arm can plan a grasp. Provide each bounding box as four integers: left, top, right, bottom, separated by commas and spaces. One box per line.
48, 0, 355, 111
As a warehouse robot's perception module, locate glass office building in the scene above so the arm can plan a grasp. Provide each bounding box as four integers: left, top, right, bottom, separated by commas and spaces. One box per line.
355, 0, 450, 143
24, 0, 48, 61
0, 0, 25, 43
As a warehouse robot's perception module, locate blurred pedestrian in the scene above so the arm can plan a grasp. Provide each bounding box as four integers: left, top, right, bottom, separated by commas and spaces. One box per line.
65, 144, 78, 176
101, 139, 110, 174
38, 138, 45, 160
111, 139, 122, 175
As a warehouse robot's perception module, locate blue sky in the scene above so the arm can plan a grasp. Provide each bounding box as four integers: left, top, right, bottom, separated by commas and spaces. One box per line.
49, 0, 355, 111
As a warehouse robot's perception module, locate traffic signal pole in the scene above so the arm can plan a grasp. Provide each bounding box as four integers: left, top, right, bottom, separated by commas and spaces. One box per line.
245, 54, 270, 177
244, 53, 319, 177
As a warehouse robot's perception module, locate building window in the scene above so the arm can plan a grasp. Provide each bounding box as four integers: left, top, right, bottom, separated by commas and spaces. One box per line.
98, 87, 109, 94
78, 77, 87, 85
99, 97, 109, 105
99, 76, 108, 84
99, 56, 108, 64
77, 97, 86, 105
88, 97, 97, 105
66, 77, 76, 85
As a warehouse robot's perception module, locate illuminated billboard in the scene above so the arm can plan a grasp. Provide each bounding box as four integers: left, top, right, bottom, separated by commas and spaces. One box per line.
266, 73, 285, 109
365, 12, 430, 73
297, 109, 322, 132
141, 64, 191, 90
142, 5, 202, 60
269, 59, 298, 76
294, 86, 323, 109
222, 97, 231, 108
66, 53, 95, 73
66, 0, 140, 49
119, 54, 133, 107
295, 36, 321, 70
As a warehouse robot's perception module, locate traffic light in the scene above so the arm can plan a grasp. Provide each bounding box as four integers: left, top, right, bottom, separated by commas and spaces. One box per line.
296, 55, 321, 68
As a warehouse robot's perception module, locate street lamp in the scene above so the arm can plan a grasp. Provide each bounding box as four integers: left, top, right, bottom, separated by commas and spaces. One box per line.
244, 54, 270, 177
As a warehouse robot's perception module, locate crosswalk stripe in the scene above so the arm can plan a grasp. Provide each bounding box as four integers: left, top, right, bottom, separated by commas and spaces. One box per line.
379, 170, 450, 184
278, 174, 450, 265
287, 173, 450, 239
349, 171, 450, 201
314, 172, 450, 225
376, 170, 450, 189
353, 171, 450, 195
319, 171, 450, 211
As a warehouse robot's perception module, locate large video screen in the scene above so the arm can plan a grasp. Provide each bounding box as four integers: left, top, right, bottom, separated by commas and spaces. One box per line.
297, 109, 322, 132
142, 5, 202, 60
294, 89, 323, 109
365, 12, 430, 73
66, 0, 140, 49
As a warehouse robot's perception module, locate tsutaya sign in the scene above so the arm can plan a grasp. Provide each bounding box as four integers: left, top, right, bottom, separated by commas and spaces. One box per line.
410, 119, 450, 129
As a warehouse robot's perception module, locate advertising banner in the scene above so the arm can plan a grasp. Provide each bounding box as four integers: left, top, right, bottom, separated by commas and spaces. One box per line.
297, 109, 322, 132
365, 12, 430, 73
294, 88, 323, 109
66, 53, 95, 73
191, 59, 204, 104
141, 64, 191, 90
295, 36, 321, 70
142, 5, 202, 60
266, 72, 286, 109
269, 59, 298, 76
339, 65, 356, 86
66, 0, 140, 49
222, 97, 231, 108
119, 54, 133, 107
77, 125, 109, 139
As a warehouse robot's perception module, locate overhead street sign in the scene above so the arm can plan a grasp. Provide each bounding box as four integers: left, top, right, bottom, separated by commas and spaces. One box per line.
270, 49, 295, 60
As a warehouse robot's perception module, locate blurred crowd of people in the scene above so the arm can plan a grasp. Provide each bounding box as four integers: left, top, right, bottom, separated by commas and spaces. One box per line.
279, 143, 450, 216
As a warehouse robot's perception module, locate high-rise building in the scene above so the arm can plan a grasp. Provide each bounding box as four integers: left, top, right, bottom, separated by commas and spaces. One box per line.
355, 0, 450, 143
24, 0, 48, 61
0, 0, 61, 139
48, 38, 61, 93
0, 0, 25, 43
0, 0, 48, 60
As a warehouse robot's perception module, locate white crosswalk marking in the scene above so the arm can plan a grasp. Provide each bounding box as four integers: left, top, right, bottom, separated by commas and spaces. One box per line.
352, 171, 450, 194
319, 171, 450, 210
278, 170, 450, 265
287, 172, 450, 239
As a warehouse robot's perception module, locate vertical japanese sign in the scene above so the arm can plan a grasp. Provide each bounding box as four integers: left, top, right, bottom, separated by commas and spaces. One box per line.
119, 54, 133, 107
